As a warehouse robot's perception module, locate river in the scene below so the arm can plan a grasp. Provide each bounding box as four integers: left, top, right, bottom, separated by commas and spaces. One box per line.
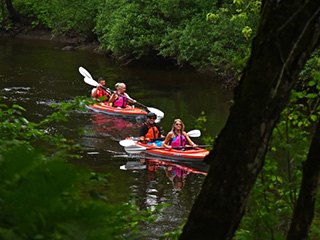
0, 36, 232, 239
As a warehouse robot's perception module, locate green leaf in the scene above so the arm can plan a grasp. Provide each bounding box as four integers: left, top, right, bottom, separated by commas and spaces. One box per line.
311, 115, 317, 121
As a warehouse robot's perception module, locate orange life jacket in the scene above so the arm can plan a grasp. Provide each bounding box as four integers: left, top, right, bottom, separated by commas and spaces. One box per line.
144, 123, 160, 139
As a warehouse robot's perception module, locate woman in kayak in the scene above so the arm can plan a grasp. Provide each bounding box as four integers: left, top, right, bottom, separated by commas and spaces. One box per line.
162, 119, 197, 149
108, 82, 136, 108
91, 77, 110, 102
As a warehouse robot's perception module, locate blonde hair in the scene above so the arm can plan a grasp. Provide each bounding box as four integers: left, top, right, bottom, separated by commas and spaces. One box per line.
172, 119, 185, 132
115, 82, 126, 90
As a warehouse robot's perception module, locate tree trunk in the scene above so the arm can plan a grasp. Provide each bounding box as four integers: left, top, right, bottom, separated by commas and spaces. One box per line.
286, 120, 320, 240
5, 0, 21, 22
180, 1, 320, 239
1, 0, 5, 25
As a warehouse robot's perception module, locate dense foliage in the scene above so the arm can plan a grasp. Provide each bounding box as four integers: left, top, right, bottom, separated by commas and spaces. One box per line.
1, 0, 259, 76
94, 0, 256, 73
0, 97, 164, 240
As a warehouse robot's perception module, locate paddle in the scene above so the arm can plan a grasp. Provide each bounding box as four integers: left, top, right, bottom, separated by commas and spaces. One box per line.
84, 77, 112, 95
79, 66, 164, 120
119, 137, 164, 147
79, 66, 93, 80
119, 129, 201, 147
124, 144, 211, 154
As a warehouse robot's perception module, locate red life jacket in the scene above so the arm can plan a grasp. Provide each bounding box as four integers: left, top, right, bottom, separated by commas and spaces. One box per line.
97, 89, 109, 98
97, 89, 110, 101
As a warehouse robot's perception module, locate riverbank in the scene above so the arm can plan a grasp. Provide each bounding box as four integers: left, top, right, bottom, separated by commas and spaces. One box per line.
0, 27, 237, 89
0, 27, 104, 53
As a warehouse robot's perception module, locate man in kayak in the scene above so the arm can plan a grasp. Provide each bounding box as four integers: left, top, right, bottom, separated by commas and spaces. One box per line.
91, 77, 110, 102
140, 112, 164, 146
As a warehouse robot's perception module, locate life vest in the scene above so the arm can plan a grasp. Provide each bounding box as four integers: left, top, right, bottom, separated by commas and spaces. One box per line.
113, 91, 128, 108
144, 123, 160, 139
170, 131, 187, 147
97, 89, 109, 98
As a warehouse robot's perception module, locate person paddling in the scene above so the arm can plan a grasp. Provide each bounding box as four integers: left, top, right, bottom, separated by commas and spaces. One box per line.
140, 112, 164, 146
108, 82, 136, 108
162, 119, 197, 149
91, 77, 110, 102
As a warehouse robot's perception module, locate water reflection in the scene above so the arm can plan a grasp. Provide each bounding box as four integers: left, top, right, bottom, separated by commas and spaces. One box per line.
117, 155, 209, 238
120, 157, 209, 191
80, 112, 141, 150
90, 113, 141, 134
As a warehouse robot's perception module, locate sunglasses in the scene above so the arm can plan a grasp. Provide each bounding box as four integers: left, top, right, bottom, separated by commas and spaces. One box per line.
175, 123, 182, 126
148, 117, 156, 120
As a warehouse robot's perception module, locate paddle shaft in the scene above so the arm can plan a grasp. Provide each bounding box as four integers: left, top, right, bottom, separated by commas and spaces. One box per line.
129, 137, 165, 142
92, 84, 138, 107
99, 86, 162, 115
128, 145, 211, 151
150, 145, 210, 149
96, 85, 112, 95
81, 68, 135, 102
93, 84, 140, 106
142, 137, 165, 141
105, 86, 150, 109
119, 129, 201, 147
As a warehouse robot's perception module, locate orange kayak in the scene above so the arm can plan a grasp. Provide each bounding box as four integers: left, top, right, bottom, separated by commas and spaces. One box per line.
86, 103, 148, 117
133, 142, 209, 161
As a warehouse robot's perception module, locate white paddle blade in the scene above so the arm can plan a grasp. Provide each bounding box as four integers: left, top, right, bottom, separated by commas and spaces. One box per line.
79, 66, 93, 79
120, 165, 127, 170
124, 145, 147, 154
187, 129, 201, 137
147, 107, 164, 119
84, 77, 99, 87
119, 139, 137, 147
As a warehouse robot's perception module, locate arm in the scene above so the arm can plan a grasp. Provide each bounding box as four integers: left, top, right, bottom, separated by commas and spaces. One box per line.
108, 93, 117, 105
139, 125, 148, 141
124, 93, 136, 103
91, 87, 99, 98
161, 132, 173, 149
184, 132, 197, 147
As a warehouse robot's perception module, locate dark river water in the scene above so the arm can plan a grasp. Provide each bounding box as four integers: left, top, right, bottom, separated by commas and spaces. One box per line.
0, 36, 232, 239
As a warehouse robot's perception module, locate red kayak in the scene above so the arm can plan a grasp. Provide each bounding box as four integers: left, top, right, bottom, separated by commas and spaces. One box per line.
125, 141, 209, 161
86, 103, 148, 117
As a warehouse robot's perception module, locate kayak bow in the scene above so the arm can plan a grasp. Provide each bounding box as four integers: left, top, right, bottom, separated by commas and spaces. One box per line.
125, 142, 209, 161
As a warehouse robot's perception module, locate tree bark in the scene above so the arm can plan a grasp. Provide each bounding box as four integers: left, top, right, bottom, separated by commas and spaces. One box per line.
1, 0, 5, 25
180, 0, 320, 239
286, 120, 320, 240
5, 0, 21, 22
